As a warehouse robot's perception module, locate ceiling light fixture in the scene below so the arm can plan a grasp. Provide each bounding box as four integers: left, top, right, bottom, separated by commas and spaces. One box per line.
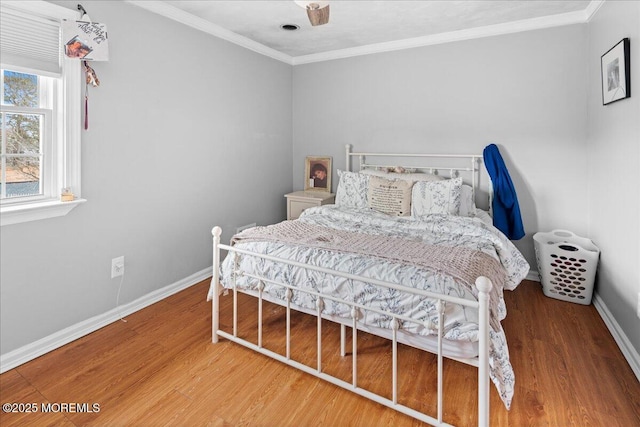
294, 1, 330, 26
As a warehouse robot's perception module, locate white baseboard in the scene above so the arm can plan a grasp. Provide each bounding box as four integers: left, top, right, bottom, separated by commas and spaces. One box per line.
0, 267, 212, 374
592, 292, 640, 382
527, 269, 639, 381
526, 269, 540, 282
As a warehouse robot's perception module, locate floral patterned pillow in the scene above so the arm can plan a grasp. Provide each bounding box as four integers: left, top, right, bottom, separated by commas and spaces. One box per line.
411, 177, 463, 217
335, 170, 369, 209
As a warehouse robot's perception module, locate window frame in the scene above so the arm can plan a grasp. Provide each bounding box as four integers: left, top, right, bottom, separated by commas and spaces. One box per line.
0, 1, 84, 226
1, 101, 53, 202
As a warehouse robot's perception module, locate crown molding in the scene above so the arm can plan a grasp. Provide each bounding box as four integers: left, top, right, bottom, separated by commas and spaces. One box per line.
126, 1, 604, 67
584, 0, 606, 22
293, 6, 599, 65
125, 1, 294, 65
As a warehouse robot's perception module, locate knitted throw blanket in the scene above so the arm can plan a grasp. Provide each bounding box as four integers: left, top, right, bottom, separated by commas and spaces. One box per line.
232, 221, 506, 330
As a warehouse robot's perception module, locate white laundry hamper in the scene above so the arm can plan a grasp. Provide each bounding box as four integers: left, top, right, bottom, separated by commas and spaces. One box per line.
533, 230, 600, 305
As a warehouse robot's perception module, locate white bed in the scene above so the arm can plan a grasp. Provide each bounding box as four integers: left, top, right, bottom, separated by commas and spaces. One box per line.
209, 145, 529, 427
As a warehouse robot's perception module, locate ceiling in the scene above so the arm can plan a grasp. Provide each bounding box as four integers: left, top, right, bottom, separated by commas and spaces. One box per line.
129, 1, 601, 64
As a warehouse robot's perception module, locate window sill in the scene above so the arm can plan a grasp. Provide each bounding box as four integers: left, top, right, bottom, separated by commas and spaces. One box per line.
1, 198, 86, 226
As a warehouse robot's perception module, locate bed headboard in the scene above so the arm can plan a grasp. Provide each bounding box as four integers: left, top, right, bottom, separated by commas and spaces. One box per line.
345, 144, 492, 210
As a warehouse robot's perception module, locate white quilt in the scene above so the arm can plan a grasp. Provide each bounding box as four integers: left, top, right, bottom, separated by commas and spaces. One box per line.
213, 205, 529, 408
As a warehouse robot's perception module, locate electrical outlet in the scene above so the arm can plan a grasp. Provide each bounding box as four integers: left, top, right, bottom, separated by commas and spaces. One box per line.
111, 256, 125, 279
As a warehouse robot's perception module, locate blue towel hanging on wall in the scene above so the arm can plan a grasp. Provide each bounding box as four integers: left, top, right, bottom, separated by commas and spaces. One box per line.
483, 144, 525, 240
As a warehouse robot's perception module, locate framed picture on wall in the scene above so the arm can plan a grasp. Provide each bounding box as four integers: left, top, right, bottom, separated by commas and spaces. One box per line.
601, 38, 631, 105
304, 156, 332, 192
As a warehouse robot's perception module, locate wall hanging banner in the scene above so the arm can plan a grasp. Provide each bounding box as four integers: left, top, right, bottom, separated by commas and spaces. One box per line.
62, 20, 109, 61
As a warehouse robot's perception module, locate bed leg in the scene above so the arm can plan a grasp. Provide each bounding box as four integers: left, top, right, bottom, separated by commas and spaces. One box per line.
340, 323, 346, 357
212, 226, 222, 344
476, 276, 493, 427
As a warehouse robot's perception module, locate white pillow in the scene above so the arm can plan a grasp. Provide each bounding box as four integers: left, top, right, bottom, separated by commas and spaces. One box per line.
459, 184, 476, 217
411, 177, 463, 217
367, 176, 413, 216
475, 209, 493, 225
335, 170, 369, 209
360, 168, 444, 182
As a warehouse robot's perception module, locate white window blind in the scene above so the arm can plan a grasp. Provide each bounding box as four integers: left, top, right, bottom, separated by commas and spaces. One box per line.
0, 7, 61, 75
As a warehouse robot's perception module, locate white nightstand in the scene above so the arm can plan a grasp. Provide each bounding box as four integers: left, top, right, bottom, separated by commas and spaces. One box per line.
285, 191, 335, 220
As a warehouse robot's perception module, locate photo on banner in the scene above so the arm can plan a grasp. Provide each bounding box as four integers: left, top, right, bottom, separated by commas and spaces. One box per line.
62, 19, 109, 61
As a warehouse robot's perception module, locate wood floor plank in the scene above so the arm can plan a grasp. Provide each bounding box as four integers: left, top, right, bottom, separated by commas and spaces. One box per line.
1, 279, 638, 427
0, 369, 36, 403
14, 320, 138, 392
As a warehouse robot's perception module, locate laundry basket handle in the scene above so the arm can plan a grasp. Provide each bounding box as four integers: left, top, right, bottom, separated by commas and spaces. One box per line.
551, 229, 576, 238
557, 244, 579, 252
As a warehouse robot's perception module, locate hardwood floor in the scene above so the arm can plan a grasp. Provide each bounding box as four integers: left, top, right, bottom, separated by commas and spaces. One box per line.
1, 279, 639, 426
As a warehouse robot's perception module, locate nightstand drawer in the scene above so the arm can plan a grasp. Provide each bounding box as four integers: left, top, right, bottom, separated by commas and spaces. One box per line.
285, 191, 335, 220
289, 200, 318, 220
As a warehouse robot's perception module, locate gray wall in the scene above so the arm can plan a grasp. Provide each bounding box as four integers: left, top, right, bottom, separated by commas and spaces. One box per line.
0, 1, 292, 354
587, 1, 640, 354
293, 24, 589, 267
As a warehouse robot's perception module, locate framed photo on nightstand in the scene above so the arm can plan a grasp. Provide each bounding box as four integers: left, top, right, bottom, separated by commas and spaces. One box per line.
304, 156, 332, 192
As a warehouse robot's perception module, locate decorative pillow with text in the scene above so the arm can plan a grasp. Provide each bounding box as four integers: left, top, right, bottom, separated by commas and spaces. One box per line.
367, 176, 413, 216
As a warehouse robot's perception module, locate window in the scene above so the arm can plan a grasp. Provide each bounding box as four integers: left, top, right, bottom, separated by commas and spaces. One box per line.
1, 70, 53, 201
0, 1, 83, 226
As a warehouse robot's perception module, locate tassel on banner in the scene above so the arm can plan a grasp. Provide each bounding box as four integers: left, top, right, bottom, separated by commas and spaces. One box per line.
83, 61, 100, 130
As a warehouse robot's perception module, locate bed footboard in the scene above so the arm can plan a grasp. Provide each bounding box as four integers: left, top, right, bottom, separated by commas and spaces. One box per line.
211, 226, 222, 344
211, 226, 492, 427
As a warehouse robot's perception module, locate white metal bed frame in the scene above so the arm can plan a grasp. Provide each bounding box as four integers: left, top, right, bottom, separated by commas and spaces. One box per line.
211, 146, 494, 427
